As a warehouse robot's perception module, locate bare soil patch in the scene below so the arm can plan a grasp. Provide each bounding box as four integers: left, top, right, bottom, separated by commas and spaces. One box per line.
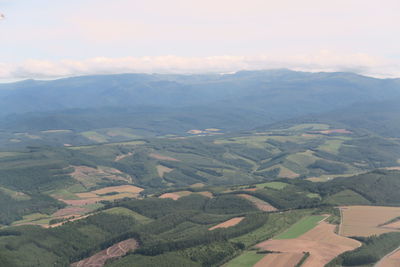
156, 165, 173, 178
378, 249, 400, 267
316, 129, 352, 134
71, 238, 138, 267
254, 252, 304, 267
340, 206, 400, 236
256, 222, 360, 267
238, 194, 277, 212
149, 153, 180, 161
209, 217, 244, 230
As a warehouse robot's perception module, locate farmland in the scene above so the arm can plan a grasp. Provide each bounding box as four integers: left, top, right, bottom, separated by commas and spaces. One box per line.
339, 206, 400, 236
0, 121, 399, 265
256, 221, 360, 266
274, 215, 326, 239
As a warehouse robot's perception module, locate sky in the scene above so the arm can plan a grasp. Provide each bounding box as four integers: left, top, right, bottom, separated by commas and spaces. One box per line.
0, 0, 400, 81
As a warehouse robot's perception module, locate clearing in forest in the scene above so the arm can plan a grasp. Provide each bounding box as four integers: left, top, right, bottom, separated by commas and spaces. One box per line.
238, 194, 277, 212
156, 164, 173, 177
340, 206, 400, 236
71, 238, 138, 267
209, 217, 244, 230
256, 221, 360, 267
70, 165, 132, 187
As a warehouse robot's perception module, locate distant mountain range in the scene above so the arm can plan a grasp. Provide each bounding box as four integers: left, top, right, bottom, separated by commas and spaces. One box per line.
0, 69, 399, 140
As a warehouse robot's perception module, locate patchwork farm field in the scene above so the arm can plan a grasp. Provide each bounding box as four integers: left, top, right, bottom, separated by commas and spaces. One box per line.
256, 221, 360, 267
340, 206, 400, 236
274, 215, 326, 239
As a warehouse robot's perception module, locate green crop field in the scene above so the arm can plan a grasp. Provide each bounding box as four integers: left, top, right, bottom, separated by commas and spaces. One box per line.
274, 215, 325, 239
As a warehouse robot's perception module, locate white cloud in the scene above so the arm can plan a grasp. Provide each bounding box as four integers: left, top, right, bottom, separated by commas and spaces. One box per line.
1, 51, 399, 81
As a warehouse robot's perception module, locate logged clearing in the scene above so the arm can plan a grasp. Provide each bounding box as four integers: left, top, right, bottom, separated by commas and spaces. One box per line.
238, 194, 277, 212
256, 222, 360, 267
340, 206, 400, 236
209, 217, 244, 230
71, 165, 132, 187
156, 164, 173, 177
149, 153, 180, 161
71, 238, 138, 267
378, 249, 400, 267
254, 252, 304, 267
278, 166, 299, 179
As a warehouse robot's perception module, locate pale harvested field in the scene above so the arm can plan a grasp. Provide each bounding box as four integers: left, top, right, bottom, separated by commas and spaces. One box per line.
340, 206, 400, 236
384, 166, 400, 171
71, 238, 138, 267
159, 193, 180, 200
190, 183, 204, 188
60, 185, 143, 205
383, 221, 400, 230
254, 252, 303, 267
317, 129, 352, 134
71, 165, 132, 185
238, 194, 277, 212
256, 222, 360, 267
278, 167, 299, 179
92, 185, 143, 194
52, 207, 88, 217
149, 153, 180, 161
114, 152, 133, 161
156, 164, 173, 177
209, 217, 244, 230
159, 190, 192, 200
378, 249, 400, 267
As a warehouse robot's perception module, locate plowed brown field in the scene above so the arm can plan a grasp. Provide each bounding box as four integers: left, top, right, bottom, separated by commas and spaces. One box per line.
209, 217, 244, 230
377, 249, 400, 267
340, 206, 400, 236
256, 222, 360, 267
